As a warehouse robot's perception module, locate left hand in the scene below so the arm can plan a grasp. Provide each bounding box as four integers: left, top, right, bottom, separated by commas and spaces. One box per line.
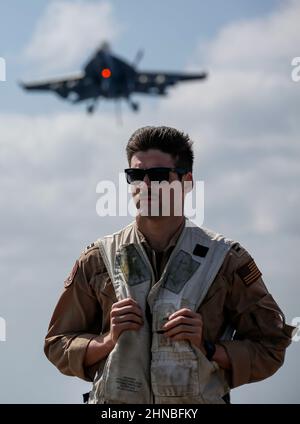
162, 308, 204, 350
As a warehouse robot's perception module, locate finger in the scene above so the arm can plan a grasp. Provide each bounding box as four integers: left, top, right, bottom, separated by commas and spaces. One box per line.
112, 321, 142, 332
163, 316, 201, 331
112, 313, 144, 325
111, 305, 143, 318
112, 297, 141, 310
168, 308, 198, 320
164, 324, 199, 337
111, 305, 143, 316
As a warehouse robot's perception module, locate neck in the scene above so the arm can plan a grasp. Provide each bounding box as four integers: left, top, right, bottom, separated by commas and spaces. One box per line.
135, 215, 185, 251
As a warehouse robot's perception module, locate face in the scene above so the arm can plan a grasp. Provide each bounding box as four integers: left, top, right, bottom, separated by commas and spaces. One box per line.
129, 149, 193, 218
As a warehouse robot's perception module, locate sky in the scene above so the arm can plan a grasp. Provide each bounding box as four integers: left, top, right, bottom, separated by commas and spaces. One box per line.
0, 0, 299, 404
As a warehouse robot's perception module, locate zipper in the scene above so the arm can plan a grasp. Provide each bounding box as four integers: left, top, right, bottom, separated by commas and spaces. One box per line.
138, 219, 188, 304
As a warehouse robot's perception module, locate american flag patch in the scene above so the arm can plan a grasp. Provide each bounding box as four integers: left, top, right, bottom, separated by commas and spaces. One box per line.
237, 259, 262, 286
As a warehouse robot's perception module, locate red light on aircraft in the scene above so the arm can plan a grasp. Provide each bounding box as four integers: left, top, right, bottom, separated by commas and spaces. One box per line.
101, 68, 111, 78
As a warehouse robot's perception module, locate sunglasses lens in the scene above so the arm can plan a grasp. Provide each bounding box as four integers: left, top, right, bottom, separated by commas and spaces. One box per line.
125, 168, 175, 184
125, 169, 145, 184
147, 168, 170, 182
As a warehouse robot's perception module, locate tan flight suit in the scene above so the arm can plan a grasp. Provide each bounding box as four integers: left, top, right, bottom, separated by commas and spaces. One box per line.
44, 219, 294, 402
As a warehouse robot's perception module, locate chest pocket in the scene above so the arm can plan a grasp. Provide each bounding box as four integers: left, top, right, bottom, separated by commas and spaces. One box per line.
163, 250, 200, 294
151, 348, 200, 397
150, 299, 200, 397
116, 244, 150, 286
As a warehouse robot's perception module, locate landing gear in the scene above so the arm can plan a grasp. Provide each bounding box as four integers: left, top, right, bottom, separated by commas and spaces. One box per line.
128, 99, 139, 112
86, 98, 99, 114
87, 104, 95, 114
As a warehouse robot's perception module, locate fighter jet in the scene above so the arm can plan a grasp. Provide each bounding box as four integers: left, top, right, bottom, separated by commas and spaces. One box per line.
20, 42, 207, 114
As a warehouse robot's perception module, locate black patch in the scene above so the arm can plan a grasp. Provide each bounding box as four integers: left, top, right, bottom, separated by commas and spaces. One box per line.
193, 244, 209, 258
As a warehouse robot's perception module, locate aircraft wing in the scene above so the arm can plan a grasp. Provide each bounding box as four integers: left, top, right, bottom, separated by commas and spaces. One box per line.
134, 71, 207, 94
19, 72, 84, 95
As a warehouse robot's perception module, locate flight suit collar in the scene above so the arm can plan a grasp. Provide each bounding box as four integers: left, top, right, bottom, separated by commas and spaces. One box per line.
134, 217, 186, 252
134, 218, 186, 280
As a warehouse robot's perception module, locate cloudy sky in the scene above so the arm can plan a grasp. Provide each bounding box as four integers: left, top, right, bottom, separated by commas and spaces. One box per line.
0, 0, 299, 403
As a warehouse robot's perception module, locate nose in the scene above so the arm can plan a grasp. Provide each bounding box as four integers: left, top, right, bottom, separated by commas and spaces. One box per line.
143, 173, 151, 187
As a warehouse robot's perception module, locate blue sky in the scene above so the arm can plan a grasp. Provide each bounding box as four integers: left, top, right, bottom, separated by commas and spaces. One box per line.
0, 0, 299, 404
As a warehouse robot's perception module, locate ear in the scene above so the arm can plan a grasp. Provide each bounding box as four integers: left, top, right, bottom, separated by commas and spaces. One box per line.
183, 172, 193, 193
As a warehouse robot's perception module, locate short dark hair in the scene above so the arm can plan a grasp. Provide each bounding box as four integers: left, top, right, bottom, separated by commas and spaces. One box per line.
126, 126, 194, 172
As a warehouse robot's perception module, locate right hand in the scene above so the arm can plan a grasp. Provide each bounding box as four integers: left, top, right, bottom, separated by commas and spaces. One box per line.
109, 297, 144, 346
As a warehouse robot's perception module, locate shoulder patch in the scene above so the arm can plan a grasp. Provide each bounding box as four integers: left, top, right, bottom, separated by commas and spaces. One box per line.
84, 242, 97, 254
231, 242, 246, 257
237, 259, 262, 286
64, 260, 79, 288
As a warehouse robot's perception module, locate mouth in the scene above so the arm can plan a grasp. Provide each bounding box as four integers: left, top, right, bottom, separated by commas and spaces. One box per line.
140, 194, 159, 201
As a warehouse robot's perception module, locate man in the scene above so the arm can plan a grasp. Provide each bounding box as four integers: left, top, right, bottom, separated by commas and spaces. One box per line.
45, 126, 294, 404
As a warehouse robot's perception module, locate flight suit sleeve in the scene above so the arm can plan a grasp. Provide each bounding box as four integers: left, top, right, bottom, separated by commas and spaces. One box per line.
44, 246, 108, 382
218, 244, 295, 389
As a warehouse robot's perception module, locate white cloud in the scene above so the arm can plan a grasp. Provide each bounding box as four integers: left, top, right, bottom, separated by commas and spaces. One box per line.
23, 0, 122, 73
197, 0, 300, 73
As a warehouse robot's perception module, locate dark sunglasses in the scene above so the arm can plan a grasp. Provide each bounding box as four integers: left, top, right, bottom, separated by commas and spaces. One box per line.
124, 167, 188, 184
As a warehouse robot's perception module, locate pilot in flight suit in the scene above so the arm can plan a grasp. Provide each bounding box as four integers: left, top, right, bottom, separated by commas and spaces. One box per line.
44, 125, 294, 404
